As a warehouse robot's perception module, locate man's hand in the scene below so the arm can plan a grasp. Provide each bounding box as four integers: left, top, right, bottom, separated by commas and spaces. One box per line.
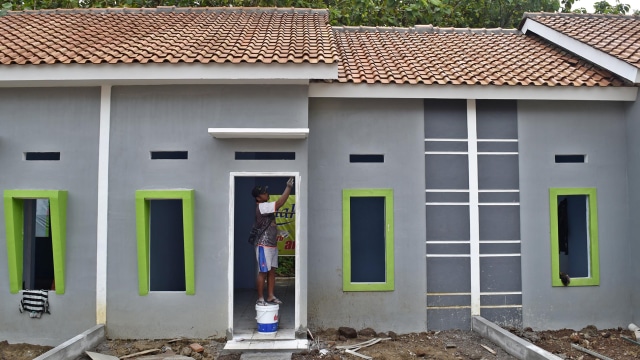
287, 177, 294, 187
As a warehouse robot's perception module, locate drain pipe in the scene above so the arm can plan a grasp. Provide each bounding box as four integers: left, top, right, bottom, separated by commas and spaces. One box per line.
628, 323, 640, 339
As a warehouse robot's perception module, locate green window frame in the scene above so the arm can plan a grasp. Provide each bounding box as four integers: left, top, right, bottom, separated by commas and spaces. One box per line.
135, 189, 195, 295
4, 190, 68, 294
549, 187, 599, 287
342, 188, 394, 291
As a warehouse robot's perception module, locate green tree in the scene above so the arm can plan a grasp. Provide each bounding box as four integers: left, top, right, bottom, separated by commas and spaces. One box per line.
593, 0, 630, 14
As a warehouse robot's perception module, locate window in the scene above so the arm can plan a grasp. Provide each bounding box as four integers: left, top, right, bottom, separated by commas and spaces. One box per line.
135, 190, 195, 295
349, 154, 385, 163
150, 151, 188, 160
4, 190, 67, 294
342, 189, 394, 291
549, 188, 599, 286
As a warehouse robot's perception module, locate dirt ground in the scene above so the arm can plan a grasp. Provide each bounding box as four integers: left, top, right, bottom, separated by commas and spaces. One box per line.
2, 326, 640, 360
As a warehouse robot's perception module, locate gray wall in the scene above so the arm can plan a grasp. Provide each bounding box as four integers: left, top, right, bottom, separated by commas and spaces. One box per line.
0, 87, 101, 345
106, 84, 308, 339
308, 98, 426, 333
519, 100, 631, 330
625, 94, 640, 326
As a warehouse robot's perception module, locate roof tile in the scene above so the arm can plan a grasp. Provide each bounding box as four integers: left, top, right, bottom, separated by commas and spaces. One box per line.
332, 26, 627, 87
524, 12, 640, 68
0, 7, 338, 66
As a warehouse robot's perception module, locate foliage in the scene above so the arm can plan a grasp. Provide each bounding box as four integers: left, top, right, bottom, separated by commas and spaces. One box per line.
276, 256, 295, 277
0, 0, 637, 26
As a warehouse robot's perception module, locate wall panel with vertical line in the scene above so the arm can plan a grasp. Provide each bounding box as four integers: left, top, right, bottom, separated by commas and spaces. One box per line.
424, 99, 473, 330
476, 100, 522, 328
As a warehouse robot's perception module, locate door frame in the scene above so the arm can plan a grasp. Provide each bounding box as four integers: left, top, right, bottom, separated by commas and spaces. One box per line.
227, 171, 302, 338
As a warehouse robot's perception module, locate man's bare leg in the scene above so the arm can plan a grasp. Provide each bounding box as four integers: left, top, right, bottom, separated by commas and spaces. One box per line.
257, 271, 267, 302
267, 268, 276, 300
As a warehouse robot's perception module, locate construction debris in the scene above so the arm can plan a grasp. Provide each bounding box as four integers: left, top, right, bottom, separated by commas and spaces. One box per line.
119, 348, 161, 359
621, 335, 640, 346
571, 343, 615, 360
336, 337, 391, 359
85, 352, 119, 360
480, 344, 497, 355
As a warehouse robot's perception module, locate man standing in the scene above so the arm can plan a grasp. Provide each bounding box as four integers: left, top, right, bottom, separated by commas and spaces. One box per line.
252, 177, 294, 306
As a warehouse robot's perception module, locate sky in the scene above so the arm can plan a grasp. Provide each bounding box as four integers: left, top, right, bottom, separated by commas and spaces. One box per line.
573, 0, 640, 12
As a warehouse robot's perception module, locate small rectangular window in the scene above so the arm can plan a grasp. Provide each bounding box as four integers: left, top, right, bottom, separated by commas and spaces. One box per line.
235, 152, 295, 160
342, 189, 394, 291
23, 199, 54, 291
135, 190, 195, 295
25, 152, 60, 161
149, 200, 185, 292
549, 188, 599, 287
350, 154, 384, 163
555, 155, 585, 163
151, 151, 188, 160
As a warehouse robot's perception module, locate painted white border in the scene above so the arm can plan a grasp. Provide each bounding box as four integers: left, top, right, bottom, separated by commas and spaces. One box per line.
521, 18, 640, 84
0, 62, 338, 86
309, 82, 637, 101
210, 128, 309, 139
96, 85, 111, 324
467, 99, 481, 317
228, 172, 301, 339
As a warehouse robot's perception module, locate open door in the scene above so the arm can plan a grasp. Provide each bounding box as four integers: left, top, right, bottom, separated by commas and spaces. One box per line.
227, 172, 303, 344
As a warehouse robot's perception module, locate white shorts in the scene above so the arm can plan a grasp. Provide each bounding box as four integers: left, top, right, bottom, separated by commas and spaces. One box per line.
256, 245, 278, 272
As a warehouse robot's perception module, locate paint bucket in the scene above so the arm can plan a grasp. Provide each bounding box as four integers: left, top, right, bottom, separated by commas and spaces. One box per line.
255, 304, 279, 333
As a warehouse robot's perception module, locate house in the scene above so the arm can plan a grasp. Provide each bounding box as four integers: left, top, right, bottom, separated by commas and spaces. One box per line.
0, 7, 637, 347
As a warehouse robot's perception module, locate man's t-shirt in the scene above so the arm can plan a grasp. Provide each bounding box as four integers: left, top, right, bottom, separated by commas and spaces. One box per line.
256, 202, 277, 247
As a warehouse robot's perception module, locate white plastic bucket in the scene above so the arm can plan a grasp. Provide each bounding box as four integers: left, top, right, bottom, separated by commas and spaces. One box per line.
255, 304, 279, 333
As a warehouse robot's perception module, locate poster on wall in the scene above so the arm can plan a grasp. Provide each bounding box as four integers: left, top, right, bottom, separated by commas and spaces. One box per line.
270, 195, 296, 256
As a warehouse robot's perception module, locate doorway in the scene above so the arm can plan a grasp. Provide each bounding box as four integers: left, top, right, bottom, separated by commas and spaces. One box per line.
228, 172, 301, 341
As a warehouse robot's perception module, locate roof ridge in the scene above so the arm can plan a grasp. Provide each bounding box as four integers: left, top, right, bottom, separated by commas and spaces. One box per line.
6, 6, 329, 16
333, 25, 520, 34
523, 11, 640, 20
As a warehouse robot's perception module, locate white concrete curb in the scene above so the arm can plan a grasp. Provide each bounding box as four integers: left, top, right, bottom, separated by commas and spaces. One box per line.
34, 324, 106, 360
472, 316, 563, 360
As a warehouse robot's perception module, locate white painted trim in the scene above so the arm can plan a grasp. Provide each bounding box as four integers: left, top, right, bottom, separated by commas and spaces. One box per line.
480, 305, 523, 309
428, 292, 472, 296
209, 128, 309, 139
479, 240, 521, 244
427, 241, 471, 244
426, 202, 470, 206
425, 189, 469, 192
521, 18, 640, 84
479, 189, 519, 193
228, 171, 301, 338
427, 306, 471, 309
479, 203, 521, 206
425, 151, 468, 155
424, 138, 467, 142
426, 254, 471, 257
96, 85, 111, 325
481, 291, 522, 295
0, 62, 338, 86
309, 82, 637, 101
477, 152, 519, 155
467, 99, 481, 317
479, 254, 521, 257
477, 139, 518, 142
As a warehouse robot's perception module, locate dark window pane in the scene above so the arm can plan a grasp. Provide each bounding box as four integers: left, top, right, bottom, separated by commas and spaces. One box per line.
350, 154, 384, 163
151, 151, 188, 160
350, 197, 386, 283
235, 152, 295, 160
150, 200, 185, 291
557, 195, 589, 278
555, 155, 585, 163
25, 152, 60, 161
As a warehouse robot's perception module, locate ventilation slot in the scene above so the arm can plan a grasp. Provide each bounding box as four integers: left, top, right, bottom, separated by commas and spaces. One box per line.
25, 152, 60, 161
235, 152, 295, 160
350, 154, 384, 163
555, 155, 585, 163
151, 151, 188, 160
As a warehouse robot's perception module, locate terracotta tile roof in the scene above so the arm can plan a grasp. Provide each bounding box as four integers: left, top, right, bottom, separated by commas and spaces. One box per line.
332, 25, 627, 86
522, 12, 640, 68
0, 7, 339, 65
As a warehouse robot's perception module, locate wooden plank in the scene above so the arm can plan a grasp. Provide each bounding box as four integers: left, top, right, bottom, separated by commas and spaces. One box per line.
480, 344, 497, 355
571, 344, 614, 360
345, 349, 373, 359
119, 349, 161, 359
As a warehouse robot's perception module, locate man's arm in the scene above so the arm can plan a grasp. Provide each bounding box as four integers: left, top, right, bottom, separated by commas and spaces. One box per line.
275, 178, 294, 210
